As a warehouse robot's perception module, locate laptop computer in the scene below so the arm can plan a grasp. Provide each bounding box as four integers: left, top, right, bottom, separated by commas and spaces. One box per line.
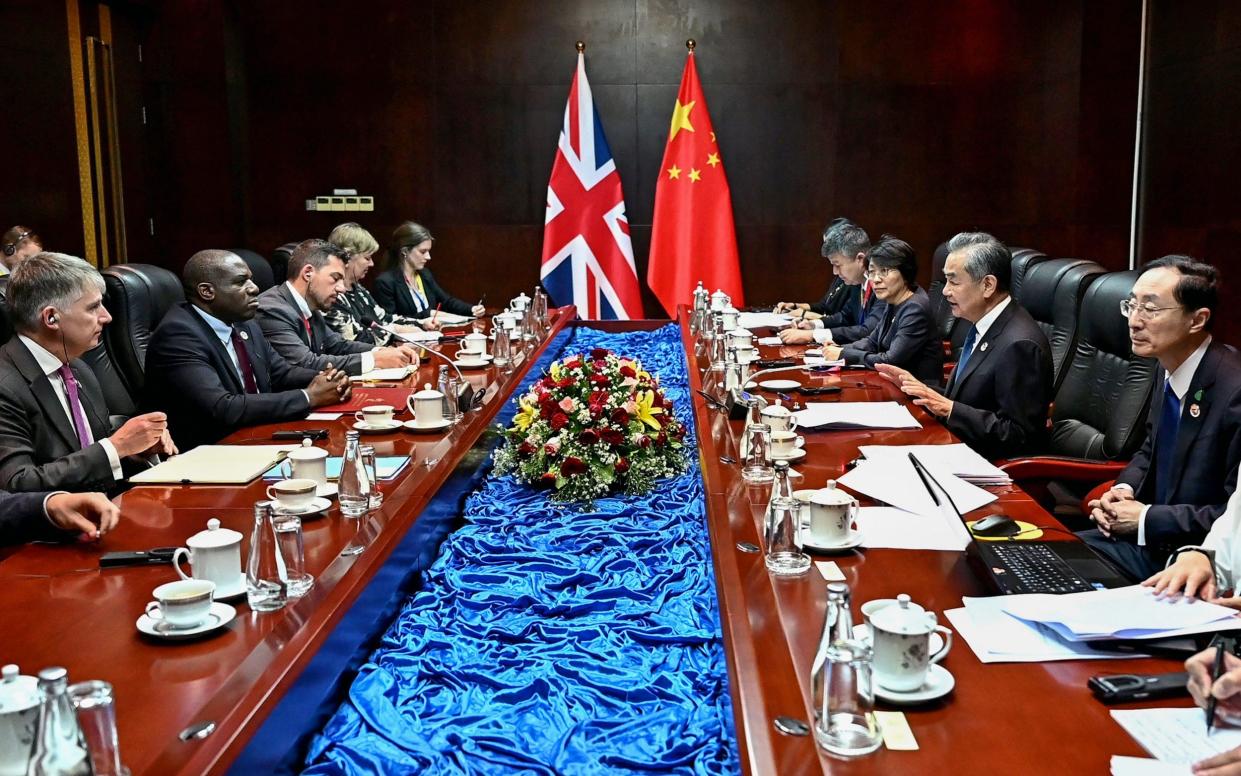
909, 454, 1133, 595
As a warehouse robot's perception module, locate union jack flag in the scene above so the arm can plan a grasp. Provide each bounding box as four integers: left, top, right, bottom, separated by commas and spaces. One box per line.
540, 53, 643, 320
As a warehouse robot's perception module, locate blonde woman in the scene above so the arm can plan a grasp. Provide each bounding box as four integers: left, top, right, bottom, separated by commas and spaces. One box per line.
323, 222, 425, 344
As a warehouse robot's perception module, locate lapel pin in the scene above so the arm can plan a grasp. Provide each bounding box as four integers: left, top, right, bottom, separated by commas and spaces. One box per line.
1190, 403, 1201, 418
979, 342, 988, 352
239, 331, 249, 340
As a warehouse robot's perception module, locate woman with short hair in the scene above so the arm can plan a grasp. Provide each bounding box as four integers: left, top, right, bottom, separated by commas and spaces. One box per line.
323, 222, 425, 344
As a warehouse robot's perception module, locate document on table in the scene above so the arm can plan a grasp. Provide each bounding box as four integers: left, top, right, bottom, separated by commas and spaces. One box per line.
945, 596, 1134, 663
793, 401, 921, 430
351, 366, 414, 382
1112, 708, 1241, 765
757, 336, 784, 346
305, 412, 342, 420
129, 444, 298, 484
1111, 756, 1192, 776
431, 311, 475, 325
387, 328, 442, 343
837, 456, 997, 517
854, 506, 971, 551
738, 312, 792, 330
999, 585, 1241, 641
858, 443, 1011, 485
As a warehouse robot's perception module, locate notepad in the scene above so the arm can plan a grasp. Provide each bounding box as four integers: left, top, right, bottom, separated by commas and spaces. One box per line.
1112, 707, 1241, 764
129, 445, 297, 485
351, 366, 414, 382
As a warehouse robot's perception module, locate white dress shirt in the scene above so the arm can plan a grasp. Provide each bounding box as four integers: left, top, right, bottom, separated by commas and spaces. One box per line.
285, 282, 375, 374
17, 335, 123, 481
192, 305, 310, 402
1116, 335, 1212, 545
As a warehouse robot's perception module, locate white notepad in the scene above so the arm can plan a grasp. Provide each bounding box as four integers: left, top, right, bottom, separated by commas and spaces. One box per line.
128, 445, 298, 485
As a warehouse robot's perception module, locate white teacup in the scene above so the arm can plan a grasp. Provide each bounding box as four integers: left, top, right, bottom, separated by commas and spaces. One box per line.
870, 594, 953, 692
761, 405, 799, 433
266, 478, 318, 511
461, 333, 488, 354
284, 444, 328, 485
806, 481, 857, 546
354, 404, 395, 426
860, 598, 901, 627
770, 430, 802, 457
145, 579, 215, 629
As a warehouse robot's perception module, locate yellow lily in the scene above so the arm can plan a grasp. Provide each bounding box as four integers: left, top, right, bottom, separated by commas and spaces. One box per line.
634, 390, 663, 431
514, 397, 537, 431
550, 362, 563, 381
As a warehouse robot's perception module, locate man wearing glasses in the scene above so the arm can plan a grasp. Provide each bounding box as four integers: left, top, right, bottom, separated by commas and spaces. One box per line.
1082, 256, 1241, 580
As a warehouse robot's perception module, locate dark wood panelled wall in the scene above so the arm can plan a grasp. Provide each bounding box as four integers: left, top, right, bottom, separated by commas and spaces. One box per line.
3, 1, 1237, 327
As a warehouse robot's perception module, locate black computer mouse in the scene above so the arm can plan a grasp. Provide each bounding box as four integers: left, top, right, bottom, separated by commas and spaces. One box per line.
971, 514, 1022, 538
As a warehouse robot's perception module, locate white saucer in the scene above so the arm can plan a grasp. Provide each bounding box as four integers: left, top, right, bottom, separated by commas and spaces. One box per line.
272, 496, 332, 516
137, 602, 236, 641
352, 419, 403, 433
316, 482, 338, 499
803, 530, 864, 553
771, 447, 806, 462
873, 663, 955, 705
759, 379, 801, 391
213, 573, 248, 601
852, 624, 946, 656
402, 418, 453, 433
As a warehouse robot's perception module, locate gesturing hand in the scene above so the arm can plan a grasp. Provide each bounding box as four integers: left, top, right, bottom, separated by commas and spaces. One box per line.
46, 492, 119, 541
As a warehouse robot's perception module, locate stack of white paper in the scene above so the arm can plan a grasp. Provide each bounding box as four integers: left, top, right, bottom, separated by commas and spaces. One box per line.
854, 506, 971, 551
351, 366, 414, 382
946, 596, 1136, 663
999, 585, 1240, 641
1111, 757, 1192, 776
1112, 708, 1241, 767
858, 443, 1011, 485
388, 328, 442, 343
792, 401, 921, 430
837, 455, 997, 517
757, 336, 783, 346
738, 312, 792, 330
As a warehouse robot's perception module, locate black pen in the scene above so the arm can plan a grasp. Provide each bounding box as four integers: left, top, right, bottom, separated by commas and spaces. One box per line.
1208, 639, 1226, 734
909, 452, 940, 506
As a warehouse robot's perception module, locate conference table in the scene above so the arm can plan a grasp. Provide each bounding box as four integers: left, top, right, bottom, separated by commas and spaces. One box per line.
0, 306, 1192, 775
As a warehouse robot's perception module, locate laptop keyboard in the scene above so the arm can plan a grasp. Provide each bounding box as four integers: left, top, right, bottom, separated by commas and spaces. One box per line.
983, 543, 1095, 594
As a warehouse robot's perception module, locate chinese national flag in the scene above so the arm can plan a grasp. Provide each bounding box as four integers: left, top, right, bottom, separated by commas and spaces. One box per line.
646, 51, 744, 317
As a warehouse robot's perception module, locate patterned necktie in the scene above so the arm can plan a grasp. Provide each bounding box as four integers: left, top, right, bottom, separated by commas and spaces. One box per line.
1154, 381, 1181, 504
57, 364, 94, 449
230, 327, 259, 394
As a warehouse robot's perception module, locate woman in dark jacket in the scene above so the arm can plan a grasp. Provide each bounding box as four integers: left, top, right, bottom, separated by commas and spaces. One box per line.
372, 221, 486, 321
823, 236, 944, 387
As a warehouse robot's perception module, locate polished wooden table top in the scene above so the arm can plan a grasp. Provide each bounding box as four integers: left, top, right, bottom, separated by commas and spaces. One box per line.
0, 308, 574, 776
679, 313, 1187, 774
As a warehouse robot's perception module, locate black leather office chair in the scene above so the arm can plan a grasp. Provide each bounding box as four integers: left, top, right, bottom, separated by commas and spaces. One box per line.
81, 342, 137, 430
270, 242, 300, 286
1009, 248, 1050, 306
231, 249, 275, 292
927, 241, 957, 342
1016, 258, 1106, 392
1001, 270, 1156, 504
102, 263, 184, 397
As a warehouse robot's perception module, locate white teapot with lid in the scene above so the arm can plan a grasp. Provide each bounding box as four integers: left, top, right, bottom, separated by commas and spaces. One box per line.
0, 664, 39, 776
869, 593, 953, 691
407, 383, 445, 426
173, 518, 244, 598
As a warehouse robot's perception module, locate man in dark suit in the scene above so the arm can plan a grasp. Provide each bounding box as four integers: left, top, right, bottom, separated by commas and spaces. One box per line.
0, 252, 175, 493
780, 221, 887, 346
877, 232, 1054, 460
145, 250, 353, 450
0, 489, 119, 546
775, 218, 868, 321
1082, 256, 1241, 580
256, 239, 418, 376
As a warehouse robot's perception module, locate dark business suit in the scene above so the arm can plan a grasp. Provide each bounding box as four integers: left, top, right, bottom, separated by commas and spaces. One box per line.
841, 287, 944, 387
373, 268, 473, 319
256, 283, 373, 376
808, 277, 848, 317
145, 303, 318, 450
0, 338, 121, 492
0, 490, 66, 546
1080, 341, 1241, 578
943, 300, 1053, 460
823, 284, 885, 345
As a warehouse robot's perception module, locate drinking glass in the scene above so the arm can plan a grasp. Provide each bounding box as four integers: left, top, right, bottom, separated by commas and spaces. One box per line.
68, 680, 127, 776
814, 638, 883, 757
764, 496, 810, 576
741, 424, 774, 483
360, 444, 383, 510
272, 512, 314, 597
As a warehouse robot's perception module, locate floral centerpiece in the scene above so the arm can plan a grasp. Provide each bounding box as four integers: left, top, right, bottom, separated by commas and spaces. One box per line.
493, 348, 688, 503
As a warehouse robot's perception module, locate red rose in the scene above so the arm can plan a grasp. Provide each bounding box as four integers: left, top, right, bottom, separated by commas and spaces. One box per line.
540, 471, 557, 486
657, 431, 667, 446
611, 407, 629, 424
550, 412, 569, 430
556, 377, 574, 390
578, 429, 598, 445
589, 373, 609, 386
544, 441, 560, 456
638, 435, 652, 448
540, 403, 555, 420
563, 357, 581, 370
591, 348, 610, 360
601, 428, 624, 446
518, 441, 535, 455
562, 456, 587, 475
619, 364, 637, 378
615, 457, 630, 474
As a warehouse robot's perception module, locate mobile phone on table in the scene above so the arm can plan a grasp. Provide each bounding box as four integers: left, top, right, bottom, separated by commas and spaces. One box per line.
272, 429, 329, 441
1087, 672, 1189, 703
798, 385, 842, 395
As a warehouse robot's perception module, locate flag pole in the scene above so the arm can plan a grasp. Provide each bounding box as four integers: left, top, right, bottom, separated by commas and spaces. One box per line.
686, 38, 695, 52
576, 40, 585, 53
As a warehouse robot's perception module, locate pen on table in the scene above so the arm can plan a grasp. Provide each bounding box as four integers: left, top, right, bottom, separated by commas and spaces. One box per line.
1207, 640, 1226, 734
909, 452, 941, 506
431, 303, 442, 325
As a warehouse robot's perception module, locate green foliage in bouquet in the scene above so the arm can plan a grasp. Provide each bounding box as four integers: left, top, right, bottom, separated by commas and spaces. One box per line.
493, 348, 688, 503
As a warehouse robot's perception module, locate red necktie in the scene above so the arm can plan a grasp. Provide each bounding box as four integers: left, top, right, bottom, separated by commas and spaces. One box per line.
302, 315, 312, 343
862, 282, 872, 307
230, 328, 259, 394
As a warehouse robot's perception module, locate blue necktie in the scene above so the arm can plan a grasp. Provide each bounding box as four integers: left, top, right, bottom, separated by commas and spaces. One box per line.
1154, 381, 1181, 504
955, 326, 979, 378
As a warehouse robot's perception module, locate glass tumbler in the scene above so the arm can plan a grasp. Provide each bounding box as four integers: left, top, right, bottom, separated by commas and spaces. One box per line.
741, 423, 774, 484
272, 511, 314, 597
360, 444, 383, 510
814, 638, 883, 758
765, 496, 810, 576
68, 680, 127, 776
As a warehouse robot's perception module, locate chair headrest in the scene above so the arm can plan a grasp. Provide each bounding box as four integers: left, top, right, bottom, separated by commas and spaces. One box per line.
1079, 270, 1141, 356
1020, 258, 1105, 320
230, 248, 275, 292
101, 264, 184, 394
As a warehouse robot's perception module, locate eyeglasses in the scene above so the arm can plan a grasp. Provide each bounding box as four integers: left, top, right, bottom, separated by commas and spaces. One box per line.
865, 267, 899, 280
1119, 298, 1181, 321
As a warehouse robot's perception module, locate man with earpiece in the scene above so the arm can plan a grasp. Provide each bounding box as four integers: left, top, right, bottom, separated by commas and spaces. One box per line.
0, 225, 41, 278
0, 252, 178, 492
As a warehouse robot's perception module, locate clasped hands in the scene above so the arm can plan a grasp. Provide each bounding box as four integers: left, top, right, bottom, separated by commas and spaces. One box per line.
874, 364, 954, 418
1086, 486, 1143, 539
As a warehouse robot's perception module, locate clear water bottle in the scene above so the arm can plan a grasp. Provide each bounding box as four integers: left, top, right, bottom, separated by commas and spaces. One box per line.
814, 638, 882, 757
812, 582, 855, 718
492, 319, 511, 367
246, 501, 288, 612
27, 667, 91, 776
338, 430, 371, 518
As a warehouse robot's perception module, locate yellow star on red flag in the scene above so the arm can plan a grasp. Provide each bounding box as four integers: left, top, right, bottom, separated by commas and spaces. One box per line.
689, 168, 702, 182
669, 100, 695, 141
